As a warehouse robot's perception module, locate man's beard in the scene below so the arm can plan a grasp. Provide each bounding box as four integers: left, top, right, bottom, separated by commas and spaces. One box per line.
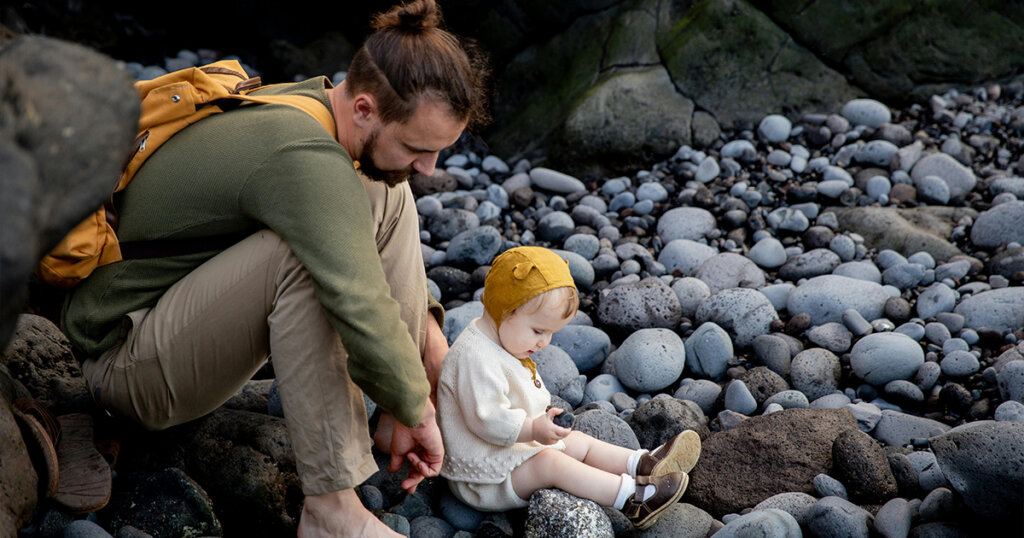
359, 128, 414, 187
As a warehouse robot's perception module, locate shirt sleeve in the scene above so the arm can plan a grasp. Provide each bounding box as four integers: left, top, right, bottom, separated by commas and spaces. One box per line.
239, 137, 429, 427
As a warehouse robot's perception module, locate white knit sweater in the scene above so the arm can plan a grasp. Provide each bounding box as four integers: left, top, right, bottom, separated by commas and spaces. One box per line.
438, 318, 565, 484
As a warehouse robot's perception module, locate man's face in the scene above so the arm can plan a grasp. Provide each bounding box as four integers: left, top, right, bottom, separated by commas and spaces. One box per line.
359, 99, 466, 186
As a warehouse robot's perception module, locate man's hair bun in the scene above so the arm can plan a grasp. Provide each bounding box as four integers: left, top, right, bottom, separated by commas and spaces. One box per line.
371, 0, 441, 33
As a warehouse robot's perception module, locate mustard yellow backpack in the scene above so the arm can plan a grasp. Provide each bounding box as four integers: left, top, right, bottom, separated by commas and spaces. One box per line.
35, 60, 337, 288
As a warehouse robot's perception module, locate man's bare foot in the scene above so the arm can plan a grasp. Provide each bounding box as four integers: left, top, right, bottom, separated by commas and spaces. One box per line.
298, 489, 400, 538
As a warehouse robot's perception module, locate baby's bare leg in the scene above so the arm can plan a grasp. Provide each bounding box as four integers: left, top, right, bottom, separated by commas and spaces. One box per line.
511, 449, 622, 506
561, 431, 635, 475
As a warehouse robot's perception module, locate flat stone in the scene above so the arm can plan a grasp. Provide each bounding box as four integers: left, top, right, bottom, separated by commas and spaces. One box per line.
954, 287, 1024, 333
528, 167, 586, 194
872, 409, 950, 447
788, 275, 889, 325
694, 252, 767, 294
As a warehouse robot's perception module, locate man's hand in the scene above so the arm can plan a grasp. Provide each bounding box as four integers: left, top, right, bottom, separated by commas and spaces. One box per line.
389, 399, 444, 494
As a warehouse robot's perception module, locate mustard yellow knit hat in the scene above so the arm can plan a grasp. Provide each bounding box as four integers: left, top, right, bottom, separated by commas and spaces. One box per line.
483, 246, 576, 329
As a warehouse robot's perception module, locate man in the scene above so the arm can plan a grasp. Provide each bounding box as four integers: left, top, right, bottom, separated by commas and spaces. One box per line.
60, 1, 488, 535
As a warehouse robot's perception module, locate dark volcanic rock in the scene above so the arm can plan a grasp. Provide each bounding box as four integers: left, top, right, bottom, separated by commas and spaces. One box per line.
685, 408, 858, 518
0, 35, 138, 350
832, 428, 898, 504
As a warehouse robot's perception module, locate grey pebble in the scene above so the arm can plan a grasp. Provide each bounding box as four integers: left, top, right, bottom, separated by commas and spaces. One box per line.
851, 332, 925, 386
913, 361, 943, 392
884, 380, 925, 404
994, 400, 1024, 422
758, 283, 794, 313
906, 450, 949, 493
788, 275, 889, 325
685, 322, 733, 381
763, 390, 809, 410
671, 277, 711, 318
529, 167, 586, 194
673, 379, 722, 415
581, 373, 624, 404
614, 328, 686, 393
894, 322, 926, 341
842, 308, 873, 336
939, 350, 981, 377
657, 207, 717, 242
64, 520, 114, 538
807, 322, 852, 353
724, 380, 758, 415
955, 287, 1024, 333
813, 475, 848, 499
873, 497, 912, 538
790, 348, 842, 400
833, 260, 882, 283
918, 487, 957, 523
695, 287, 779, 347
873, 410, 950, 447
924, 321, 951, 345
810, 392, 852, 409
845, 401, 883, 432
695, 252, 766, 294
806, 496, 873, 538
713, 508, 801, 538
916, 283, 959, 319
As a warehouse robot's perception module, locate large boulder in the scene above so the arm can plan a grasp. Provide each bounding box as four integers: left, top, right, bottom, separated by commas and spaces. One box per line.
0, 35, 139, 351
831, 207, 975, 262
118, 408, 302, 536
656, 0, 858, 133
685, 408, 858, 517
929, 421, 1024, 521
753, 1, 1024, 103
553, 66, 693, 177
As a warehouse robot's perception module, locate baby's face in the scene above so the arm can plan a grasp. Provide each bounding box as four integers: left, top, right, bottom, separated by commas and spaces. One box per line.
498, 303, 573, 359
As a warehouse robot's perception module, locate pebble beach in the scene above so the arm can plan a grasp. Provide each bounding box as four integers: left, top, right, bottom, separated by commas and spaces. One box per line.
34, 51, 1024, 538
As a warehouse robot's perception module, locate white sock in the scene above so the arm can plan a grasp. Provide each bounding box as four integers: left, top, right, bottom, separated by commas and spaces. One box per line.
626, 449, 648, 477
613, 474, 657, 509
612, 474, 635, 509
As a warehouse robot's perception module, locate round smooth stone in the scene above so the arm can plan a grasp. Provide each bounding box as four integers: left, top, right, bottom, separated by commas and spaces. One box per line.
850, 332, 925, 385
940, 350, 981, 377
916, 175, 951, 204
813, 474, 848, 499
636, 182, 668, 203
842, 98, 892, 127
763, 390, 810, 410
674, 379, 722, 415
759, 114, 793, 142
866, 175, 892, 199
913, 361, 942, 392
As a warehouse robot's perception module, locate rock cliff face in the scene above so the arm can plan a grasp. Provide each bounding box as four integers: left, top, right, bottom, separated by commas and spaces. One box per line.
3, 0, 1022, 177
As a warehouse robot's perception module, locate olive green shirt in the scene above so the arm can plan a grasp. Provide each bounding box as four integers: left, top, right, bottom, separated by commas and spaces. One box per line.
61, 77, 429, 427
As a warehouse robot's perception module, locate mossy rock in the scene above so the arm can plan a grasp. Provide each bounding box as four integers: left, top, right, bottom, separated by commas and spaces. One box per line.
656, 0, 860, 129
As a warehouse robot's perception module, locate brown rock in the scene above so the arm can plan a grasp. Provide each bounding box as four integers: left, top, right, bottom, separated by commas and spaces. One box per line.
684, 408, 858, 517
832, 428, 898, 504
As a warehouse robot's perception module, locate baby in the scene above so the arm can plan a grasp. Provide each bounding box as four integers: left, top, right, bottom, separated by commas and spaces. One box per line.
437, 246, 701, 530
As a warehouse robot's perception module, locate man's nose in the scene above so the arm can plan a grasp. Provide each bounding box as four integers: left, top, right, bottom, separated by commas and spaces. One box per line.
413, 153, 438, 177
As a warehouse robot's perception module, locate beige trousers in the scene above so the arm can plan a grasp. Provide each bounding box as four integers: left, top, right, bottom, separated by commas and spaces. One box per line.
82, 176, 429, 495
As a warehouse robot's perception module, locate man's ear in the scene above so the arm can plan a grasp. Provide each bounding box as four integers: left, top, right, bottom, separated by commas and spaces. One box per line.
352, 93, 377, 128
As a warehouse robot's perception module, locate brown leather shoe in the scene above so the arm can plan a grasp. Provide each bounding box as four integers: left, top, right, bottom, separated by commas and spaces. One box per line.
636, 429, 701, 477
622, 472, 689, 530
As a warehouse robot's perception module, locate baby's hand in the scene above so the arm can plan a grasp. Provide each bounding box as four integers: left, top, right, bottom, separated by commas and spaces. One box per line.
532, 407, 571, 445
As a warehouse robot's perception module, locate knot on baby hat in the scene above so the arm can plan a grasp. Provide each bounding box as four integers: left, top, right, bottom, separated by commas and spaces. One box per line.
483, 246, 575, 327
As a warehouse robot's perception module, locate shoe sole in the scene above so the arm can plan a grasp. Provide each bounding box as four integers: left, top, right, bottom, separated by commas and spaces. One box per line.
651, 430, 701, 477
633, 472, 689, 531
